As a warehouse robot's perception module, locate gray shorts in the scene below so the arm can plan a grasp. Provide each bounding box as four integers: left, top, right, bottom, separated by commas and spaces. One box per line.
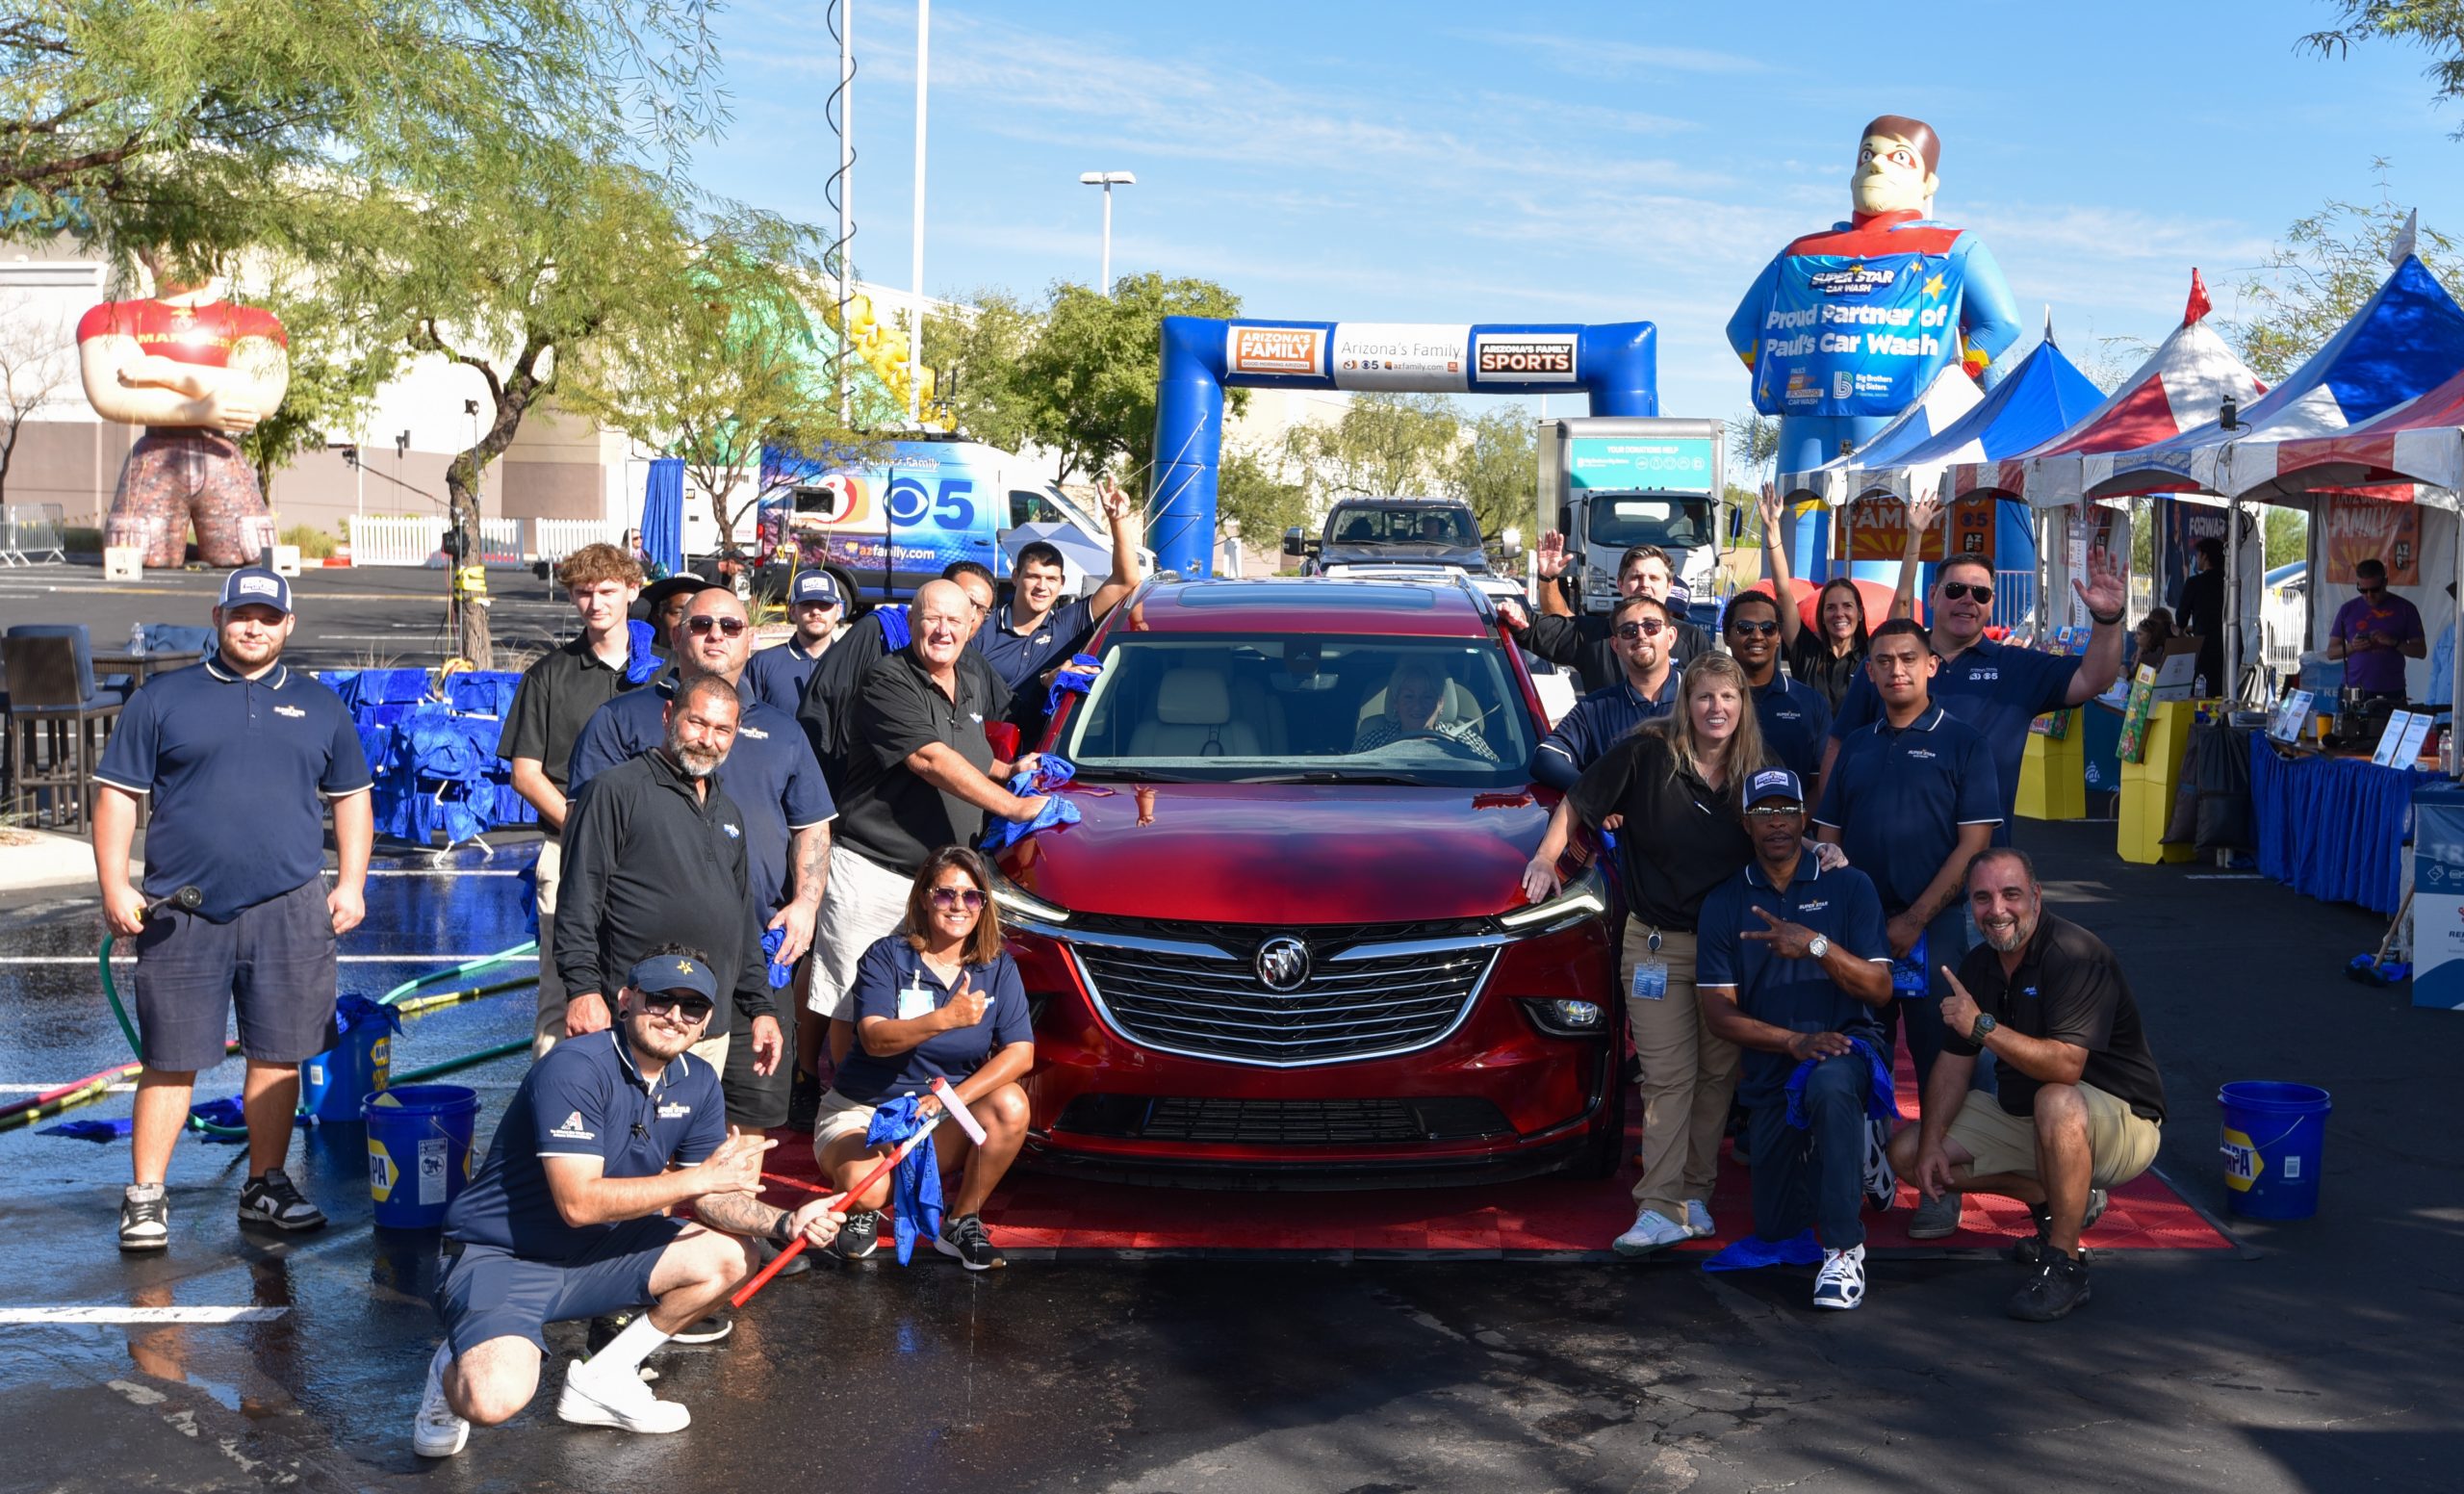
131, 878, 338, 1071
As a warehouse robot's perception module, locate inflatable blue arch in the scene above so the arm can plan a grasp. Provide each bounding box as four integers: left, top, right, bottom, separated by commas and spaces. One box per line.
1147, 317, 1659, 577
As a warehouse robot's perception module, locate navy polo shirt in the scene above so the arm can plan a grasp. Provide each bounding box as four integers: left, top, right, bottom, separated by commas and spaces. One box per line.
742, 635, 830, 715
565, 677, 835, 912
1530, 670, 1681, 790
833, 935, 1034, 1103
1811, 705, 2001, 915
1828, 637, 2075, 839
1751, 672, 1832, 782
1697, 853, 1890, 1105
443, 1030, 726, 1262
94, 657, 372, 922
978, 598, 1097, 691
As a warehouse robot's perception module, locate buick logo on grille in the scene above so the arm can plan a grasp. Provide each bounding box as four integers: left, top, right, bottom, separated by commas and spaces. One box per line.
1254, 936, 1311, 992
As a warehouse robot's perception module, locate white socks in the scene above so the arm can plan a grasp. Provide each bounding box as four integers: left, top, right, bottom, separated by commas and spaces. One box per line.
586, 1314, 672, 1378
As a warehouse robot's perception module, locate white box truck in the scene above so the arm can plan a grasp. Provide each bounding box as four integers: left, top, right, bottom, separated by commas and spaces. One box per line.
1536, 417, 1726, 616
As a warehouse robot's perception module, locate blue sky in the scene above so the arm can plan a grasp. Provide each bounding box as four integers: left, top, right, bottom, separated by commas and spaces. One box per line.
700, 0, 2464, 443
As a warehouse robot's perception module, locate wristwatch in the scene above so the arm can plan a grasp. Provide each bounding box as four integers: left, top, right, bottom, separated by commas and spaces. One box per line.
1968, 1012, 1998, 1043
1806, 935, 1830, 961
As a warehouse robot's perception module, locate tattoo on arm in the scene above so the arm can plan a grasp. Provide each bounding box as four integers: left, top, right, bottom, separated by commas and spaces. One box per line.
690, 1191, 788, 1240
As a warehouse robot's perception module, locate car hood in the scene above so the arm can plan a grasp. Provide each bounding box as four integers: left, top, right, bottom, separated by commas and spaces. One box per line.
999, 781, 1548, 924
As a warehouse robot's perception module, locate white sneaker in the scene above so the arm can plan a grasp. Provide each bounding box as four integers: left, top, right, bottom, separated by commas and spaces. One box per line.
557, 1358, 691, 1434
1611, 1207, 1693, 1257
1813, 1244, 1867, 1311
1682, 1199, 1716, 1238
412, 1344, 470, 1457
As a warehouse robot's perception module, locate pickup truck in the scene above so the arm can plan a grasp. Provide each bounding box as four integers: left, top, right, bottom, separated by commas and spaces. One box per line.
1280, 497, 1525, 610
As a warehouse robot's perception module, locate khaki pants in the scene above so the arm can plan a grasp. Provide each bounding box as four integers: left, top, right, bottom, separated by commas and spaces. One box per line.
687, 1032, 732, 1080
1619, 923, 1740, 1220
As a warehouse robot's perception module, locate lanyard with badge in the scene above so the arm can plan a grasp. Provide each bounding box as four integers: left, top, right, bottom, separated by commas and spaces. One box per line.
898, 962, 938, 1021
1632, 927, 1669, 1001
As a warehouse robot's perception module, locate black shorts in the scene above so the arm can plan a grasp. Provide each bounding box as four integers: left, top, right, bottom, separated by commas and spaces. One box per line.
433, 1215, 688, 1358
132, 879, 338, 1071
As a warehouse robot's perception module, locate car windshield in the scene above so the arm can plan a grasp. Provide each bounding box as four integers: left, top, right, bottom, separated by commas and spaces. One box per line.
1327, 506, 1478, 548
1586, 494, 1714, 551
1057, 632, 1537, 786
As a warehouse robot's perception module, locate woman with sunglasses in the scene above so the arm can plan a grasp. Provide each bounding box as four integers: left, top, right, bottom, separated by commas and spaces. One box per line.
809, 846, 1032, 1271
1525, 653, 1772, 1256
1758, 484, 1871, 712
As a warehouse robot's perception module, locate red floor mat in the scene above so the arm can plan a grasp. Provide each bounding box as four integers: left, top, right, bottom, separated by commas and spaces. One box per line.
766, 1043, 2236, 1259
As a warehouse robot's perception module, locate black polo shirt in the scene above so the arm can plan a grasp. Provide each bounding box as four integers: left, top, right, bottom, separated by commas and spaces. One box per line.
798, 608, 1004, 790
1784, 630, 1864, 713
497, 634, 641, 829
835, 648, 1002, 875
1947, 913, 2166, 1123
94, 657, 372, 922
1566, 729, 1755, 933
1526, 610, 1710, 695
1812, 705, 2000, 915
553, 749, 773, 1036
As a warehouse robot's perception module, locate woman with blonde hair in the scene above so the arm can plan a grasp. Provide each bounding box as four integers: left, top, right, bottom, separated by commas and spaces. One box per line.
1525, 651, 1770, 1255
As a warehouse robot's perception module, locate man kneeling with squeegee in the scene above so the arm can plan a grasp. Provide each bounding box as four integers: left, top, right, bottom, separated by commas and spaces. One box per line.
414, 947, 853, 1455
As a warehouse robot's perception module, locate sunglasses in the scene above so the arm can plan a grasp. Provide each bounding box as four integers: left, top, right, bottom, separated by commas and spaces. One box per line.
639, 992, 714, 1020
929, 887, 988, 911
1614, 619, 1669, 639
685, 615, 748, 636
1728, 619, 1779, 637
1939, 580, 1993, 605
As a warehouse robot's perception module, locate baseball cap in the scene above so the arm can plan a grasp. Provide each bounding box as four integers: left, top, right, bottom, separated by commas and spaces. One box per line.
1745, 767, 1805, 807
789, 570, 843, 606
639, 575, 721, 613
629, 953, 718, 1003
218, 567, 294, 614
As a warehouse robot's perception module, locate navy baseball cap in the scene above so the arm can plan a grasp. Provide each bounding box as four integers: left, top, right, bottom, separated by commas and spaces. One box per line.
218, 567, 294, 614
1745, 767, 1805, 807
629, 953, 718, 1004
789, 570, 843, 606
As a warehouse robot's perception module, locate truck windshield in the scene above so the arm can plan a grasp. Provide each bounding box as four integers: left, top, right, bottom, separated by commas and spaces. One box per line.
1586, 494, 1714, 551
1057, 633, 1536, 787
1328, 506, 1478, 548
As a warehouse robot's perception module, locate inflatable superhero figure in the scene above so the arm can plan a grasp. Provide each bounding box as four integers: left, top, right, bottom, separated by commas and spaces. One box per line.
77, 261, 289, 569
1727, 114, 2023, 479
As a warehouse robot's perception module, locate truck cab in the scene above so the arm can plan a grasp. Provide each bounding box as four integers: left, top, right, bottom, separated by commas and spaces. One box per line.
1537, 417, 1726, 616
1281, 496, 1526, 610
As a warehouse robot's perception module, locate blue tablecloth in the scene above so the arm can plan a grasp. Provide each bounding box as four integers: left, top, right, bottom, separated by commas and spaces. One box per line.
2247, 735, 2431, 915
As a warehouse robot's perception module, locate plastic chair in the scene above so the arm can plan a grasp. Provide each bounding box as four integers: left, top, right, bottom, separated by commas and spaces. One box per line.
4, 629, 125, 833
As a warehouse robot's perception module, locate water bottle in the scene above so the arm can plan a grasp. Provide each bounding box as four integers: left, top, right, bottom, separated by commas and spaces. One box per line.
127, 622, 145, 657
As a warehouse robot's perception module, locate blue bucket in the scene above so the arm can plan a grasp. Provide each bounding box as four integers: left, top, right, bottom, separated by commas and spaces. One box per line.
299, 1020, 392, 1123
363, 1084, 480, 1229
2218, 1081, 2332, 1220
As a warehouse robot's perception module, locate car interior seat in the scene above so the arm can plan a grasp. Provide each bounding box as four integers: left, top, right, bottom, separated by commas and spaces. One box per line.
1129, 668, 1262, 758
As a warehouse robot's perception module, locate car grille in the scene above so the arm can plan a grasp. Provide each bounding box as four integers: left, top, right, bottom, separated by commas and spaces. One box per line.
1057, 1095, 1511, 1145
1070, 928, 1499, 1067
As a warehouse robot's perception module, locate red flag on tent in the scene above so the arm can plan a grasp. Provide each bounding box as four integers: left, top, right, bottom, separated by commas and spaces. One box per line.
2184, 269, 2212, 327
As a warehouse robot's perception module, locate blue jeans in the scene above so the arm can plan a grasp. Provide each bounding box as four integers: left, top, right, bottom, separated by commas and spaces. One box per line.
1747, 1055, 1867, 1250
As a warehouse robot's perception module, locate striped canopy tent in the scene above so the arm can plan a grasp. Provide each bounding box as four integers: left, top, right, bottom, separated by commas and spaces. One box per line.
2083, 255, 2464, 502
1856, 328, 2110, 502
1774, 364, 1982, 507
2223, 364, 2464, 506
1951, 273, 2264, 508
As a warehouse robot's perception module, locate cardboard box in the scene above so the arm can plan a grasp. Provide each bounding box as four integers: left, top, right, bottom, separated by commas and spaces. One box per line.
103, 546, 142, 580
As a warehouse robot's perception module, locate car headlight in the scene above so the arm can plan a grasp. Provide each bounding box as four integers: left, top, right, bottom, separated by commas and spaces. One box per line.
1499, 861, 1607, 934
987, 862, 1070, 927
1518, 997, 1607, 1038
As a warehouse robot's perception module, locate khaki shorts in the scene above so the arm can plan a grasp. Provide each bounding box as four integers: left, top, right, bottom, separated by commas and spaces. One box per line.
809, 1089, 879, 1154
1945, 1081, 2162, 1191
808, 845, 914, 1019
687, 1032, 732, 1080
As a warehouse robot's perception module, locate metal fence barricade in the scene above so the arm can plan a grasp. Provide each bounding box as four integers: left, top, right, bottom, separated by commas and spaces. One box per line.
0, 504, 66, 566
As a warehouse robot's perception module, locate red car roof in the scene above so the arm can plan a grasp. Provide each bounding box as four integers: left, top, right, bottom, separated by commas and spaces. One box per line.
1115, 579, 1499, 637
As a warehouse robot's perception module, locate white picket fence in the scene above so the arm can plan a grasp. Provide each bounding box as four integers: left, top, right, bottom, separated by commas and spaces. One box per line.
346, 516, 612, 567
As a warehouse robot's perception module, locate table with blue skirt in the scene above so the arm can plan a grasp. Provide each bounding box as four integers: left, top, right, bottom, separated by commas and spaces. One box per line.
2246, 734, 2434, 915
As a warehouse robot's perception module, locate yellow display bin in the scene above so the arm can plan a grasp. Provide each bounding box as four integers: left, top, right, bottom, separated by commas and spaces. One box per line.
2017, 721, 2086, 822
2118, 700, 2200, 864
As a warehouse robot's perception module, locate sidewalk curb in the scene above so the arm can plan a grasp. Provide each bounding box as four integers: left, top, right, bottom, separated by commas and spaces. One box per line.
0, 831, 115, 893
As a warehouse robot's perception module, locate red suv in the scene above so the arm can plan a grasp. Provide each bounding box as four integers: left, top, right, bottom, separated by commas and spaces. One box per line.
989, 577, 1623, 1185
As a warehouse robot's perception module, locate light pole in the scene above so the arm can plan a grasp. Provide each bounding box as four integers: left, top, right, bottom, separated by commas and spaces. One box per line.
908, 0, 929, 424
1078, 171, 1136, 296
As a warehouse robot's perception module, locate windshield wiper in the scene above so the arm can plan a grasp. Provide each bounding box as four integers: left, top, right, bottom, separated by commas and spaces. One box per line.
1082, 766, 1203, 784
1233, 771, 1427, 786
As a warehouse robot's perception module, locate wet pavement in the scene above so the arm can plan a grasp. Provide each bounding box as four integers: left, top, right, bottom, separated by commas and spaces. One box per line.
2, 821, 2460, 1492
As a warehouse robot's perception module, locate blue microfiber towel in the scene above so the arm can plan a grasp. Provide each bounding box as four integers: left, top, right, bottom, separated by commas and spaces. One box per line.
981, 755, 1082, 852
42, 1095, 249, 1144
337, 992, 405, 1035
1702, 1230, 1824, 1272
875, 605, 911, 652
1045, 653, 1102, 718
515, 859, 540, 935
1889, 931, 1930, 999
624, 620, 663, 684
1782, 1037, 1897, 1130
863, 1094, 943, 1265
758, 927, 796, 990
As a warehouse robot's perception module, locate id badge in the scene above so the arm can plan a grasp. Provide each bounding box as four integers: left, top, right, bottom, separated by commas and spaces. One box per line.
1631, 958, 1670, 1001
896, 976, 937, 1021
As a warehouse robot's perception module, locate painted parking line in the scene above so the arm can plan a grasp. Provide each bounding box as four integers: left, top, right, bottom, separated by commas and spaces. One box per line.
0, 1306, 291, 1324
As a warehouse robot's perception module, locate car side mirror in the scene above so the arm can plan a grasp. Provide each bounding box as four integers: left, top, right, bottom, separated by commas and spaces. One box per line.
1499, 526, 1523, 560
1281, 526, 1306, 557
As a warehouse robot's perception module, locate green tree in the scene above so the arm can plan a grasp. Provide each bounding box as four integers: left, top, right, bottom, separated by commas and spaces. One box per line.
2266, 507, 2309, 569
2232, 168, 2464, 381
2302, 4, 2464, 129
923, 288, 1044, 451
1284, 393, 1460, 504
1447, 403, 1534, 541
1214, 445, 1310, 552
1016, 272, 1244, 481
1726, 413, 1779, 478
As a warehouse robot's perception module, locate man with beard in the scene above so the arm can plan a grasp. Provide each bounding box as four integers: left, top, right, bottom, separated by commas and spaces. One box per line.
1516, 538, 1712, 690
1529, 594, 1683, 790
413, 948, 846, 1456
1888, 848, 2166, 1322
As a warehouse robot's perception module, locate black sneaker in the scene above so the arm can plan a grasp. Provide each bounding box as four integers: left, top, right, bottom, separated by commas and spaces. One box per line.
757, 1236, 812, 1279
832, 1208, 881, 1261
119, 1183, 169, 1252
934, 1213, 1003, 1272
2009, 1189, 2109, 1265
2005, 1249, 2092, 1322
237, 1169, 327, 1232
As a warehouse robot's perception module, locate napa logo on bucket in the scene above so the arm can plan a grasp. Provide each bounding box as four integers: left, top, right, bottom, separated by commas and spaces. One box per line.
370, 1138, 400, 1202
2220, 1124, 2264, 1192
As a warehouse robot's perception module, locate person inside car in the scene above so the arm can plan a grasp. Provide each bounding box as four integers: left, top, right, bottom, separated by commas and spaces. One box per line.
1352, 657, 1498, 761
